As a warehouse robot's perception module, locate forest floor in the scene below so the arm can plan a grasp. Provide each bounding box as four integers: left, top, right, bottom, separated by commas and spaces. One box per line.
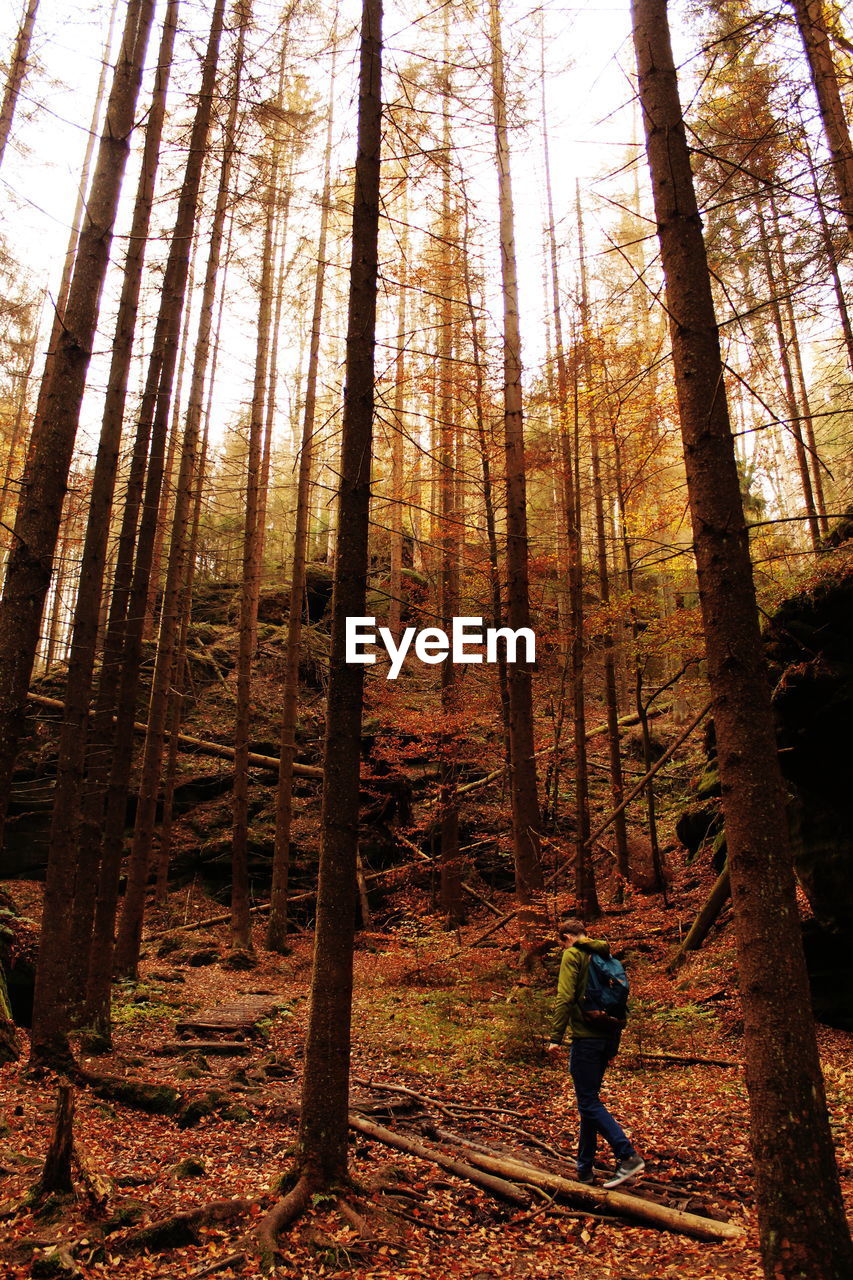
2, 867, 852, 1280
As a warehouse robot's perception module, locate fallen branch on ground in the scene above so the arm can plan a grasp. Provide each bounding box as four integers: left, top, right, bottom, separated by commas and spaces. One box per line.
669, 864, 731, 969
348, 1114, 530, 1205
458, 1147, 743, 1241
26, 693, 323, 779
622, 1050, 741, 1069
120, 1197, 254, 1253
145, 857, 429, 939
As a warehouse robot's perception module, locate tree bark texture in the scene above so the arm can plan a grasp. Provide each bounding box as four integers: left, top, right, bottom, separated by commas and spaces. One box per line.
130, 4, 246, 936
296, 0, 382, 1188
788, 0, 853, 249
632, 3, 853, 1275
0, 0, 40, 169
487, 0, 543, 918
0, 0, 153, 852
88, 0, 227, 1005
16, 0, 158, 1069
50, 0, 180, 1025
268, 51, 337, 953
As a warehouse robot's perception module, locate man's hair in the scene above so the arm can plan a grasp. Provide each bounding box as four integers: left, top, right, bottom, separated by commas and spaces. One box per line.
558, 917, 586, 940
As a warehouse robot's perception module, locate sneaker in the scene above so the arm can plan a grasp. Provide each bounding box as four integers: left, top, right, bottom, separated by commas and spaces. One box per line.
575, 1170, 595, 1185
603, 1154, 645, 1189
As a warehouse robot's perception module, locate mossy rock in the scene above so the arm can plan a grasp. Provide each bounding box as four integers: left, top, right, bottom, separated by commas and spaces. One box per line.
102, 1199, 150, 1233
177, 1089, 229, 1128
169, 1156, 207, 1179
83, 1073, 182, 1115
30, 1247, 81, 1278
221, 949, 257, 972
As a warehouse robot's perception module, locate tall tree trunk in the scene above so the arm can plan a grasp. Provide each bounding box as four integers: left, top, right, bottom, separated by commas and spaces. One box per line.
577, 190, 628, 897
487, 0, 543, 925
788, 0, 853, 249
53, 0, 123, 330
51, 0, 180, 1023
267, 51, 337, 953
388, 181, 408, 644
632, 4, 853, 1276
0, 0, 152, 852
232, 75, 280, 953
459, 195, 510, 748
806, 139, 853, 376
755, 199, 820, 549
767, 191, 829, 533
127, 4, 247, 934
155, 183, 234, 905
542, 89, 595, 911
143, 235, 200, 641
294, 0, 382, 1191
89, 0, 227, 1005
11, 0, 158, 1072
437, 33, 462, 927
0, 0, 39, 169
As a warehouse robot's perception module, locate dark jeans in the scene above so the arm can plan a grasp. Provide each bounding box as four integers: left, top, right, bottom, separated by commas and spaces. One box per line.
569, 1035, 633, 1176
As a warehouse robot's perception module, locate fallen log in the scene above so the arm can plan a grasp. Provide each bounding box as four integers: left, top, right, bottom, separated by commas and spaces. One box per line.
669, 863, 731, 969
449, 907, 519, 957
456, 706, 672, 798
145, 858, 430, 939
459, 1148, 743, 1241
120, 1197, 254, 1253
26, 693, 322, 779
348, 1114, 529, 1206
72, 1139, 113, 1208
622, 1050, 741, 1069
190, 1252, 248, 1279
77, 1068, 182, 1115
581, 700, 714, 852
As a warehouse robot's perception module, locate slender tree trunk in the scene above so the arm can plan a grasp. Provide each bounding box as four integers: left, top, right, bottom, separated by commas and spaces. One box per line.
755, 199, 820, 549
577, 191, 628, 894
388, 183, 408, 644
437, 37, 462, 927
768, 192, 828, 533
460, 200, 510, 747
13, 0, 158, 1071
0, 0, 153, 854
232, 71, 279, 953
807, 141, 853, 376
51, 0, 180, 1023
294, 0, 382, 1190
788, 0, 853, 249
0, 0, 40, 169
542, 61, 596, 909
89, 0, 227, 1005
143, 237, 199, 640
267, 52, 337, 953
127, 6, 246, 933
53, 0, 123, 330
632, 4, 853, 1275
155, 200, 233, 904
487, 0, 543, 924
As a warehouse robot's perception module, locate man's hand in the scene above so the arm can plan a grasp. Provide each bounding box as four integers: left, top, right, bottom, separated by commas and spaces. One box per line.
545, 1040, 562, 1055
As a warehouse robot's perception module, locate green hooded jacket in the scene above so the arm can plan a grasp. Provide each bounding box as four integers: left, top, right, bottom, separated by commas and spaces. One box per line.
549, 937, 613, 1044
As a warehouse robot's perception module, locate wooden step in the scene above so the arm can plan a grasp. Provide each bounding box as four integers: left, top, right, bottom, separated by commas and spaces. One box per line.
160, 1040, 251, 1056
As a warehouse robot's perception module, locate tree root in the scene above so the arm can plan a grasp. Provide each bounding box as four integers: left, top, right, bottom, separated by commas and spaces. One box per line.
120, 1197, 253, 1253
255, 1174, 316, 1271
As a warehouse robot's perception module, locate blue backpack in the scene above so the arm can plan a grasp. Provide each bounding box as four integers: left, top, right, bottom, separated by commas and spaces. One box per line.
580, 950, 629, 1028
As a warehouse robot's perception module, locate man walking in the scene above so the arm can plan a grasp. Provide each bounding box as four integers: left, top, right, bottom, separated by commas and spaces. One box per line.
547, 918, 644, 1188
